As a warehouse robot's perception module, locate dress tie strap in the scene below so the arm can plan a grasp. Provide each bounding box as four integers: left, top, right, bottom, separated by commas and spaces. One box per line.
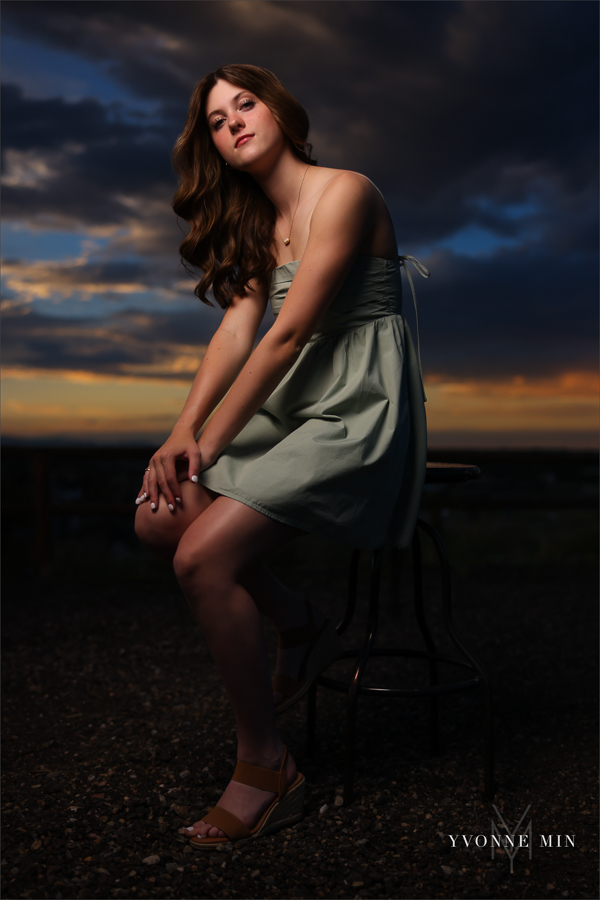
398, 254, 430, 401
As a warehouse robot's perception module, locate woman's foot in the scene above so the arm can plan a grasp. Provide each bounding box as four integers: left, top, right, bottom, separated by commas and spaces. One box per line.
272, 602, 327, 709
187, 749, 297, 840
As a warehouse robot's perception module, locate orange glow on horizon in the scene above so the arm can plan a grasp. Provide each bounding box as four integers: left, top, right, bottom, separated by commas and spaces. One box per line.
1, 367, 598, 446
1, 354, 206, 387
426, 370, 599, 398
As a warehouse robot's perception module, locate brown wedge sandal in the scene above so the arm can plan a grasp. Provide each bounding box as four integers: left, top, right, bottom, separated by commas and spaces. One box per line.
188, 746, 304, 849
272, 600, 344, 714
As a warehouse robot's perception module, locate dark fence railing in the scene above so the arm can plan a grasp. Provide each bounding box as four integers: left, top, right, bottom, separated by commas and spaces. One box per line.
2, 445, 598, 570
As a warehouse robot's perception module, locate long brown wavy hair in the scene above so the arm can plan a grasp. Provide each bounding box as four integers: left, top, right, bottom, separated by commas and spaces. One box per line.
172, 65, 317, 308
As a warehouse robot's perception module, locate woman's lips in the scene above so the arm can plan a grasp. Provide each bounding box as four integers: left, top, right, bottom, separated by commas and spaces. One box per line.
235, 135, 253, 148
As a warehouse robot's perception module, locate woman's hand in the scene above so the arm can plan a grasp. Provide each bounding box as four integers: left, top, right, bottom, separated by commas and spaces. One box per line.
134, 280, 267, 513
136, 426, 201, 512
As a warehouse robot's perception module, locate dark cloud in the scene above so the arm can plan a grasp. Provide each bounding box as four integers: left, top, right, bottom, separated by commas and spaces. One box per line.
3, 256, 164, 294
4, 1, 597, 192
414, 248, 599, 379
2, 305, 220, 379
2, 84, 176, 230
1, 84, 154, 152
1, 0, 598, 386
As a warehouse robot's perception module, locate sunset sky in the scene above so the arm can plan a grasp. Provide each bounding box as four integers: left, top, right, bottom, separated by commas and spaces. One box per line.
2, 1, 598, 447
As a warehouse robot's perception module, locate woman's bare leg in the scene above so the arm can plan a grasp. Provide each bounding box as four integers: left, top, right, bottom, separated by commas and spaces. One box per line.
134, 476, 217, 560
240, 563, 327, 707
136, 483, 327, 710
171, 496, 309, 839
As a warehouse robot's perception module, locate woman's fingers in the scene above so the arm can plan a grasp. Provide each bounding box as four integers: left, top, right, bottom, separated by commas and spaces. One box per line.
188, 444, 201, 484
135, 469, 151, 505
150, 454, 179, 513
137, 459, 178, 512
161, 452, 183, 510
148, 457, 165, 509
137, 439, 201, 511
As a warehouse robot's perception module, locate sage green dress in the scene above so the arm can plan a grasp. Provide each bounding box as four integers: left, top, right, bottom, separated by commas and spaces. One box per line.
199, 255, 427, 549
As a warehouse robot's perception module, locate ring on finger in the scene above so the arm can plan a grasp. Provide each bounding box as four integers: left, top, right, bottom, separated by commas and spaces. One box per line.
144, 467, 151, 472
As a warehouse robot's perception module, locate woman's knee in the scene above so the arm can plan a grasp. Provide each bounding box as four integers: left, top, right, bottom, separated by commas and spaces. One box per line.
135, 503, 178, 556
172, 541, 204, 585
172, 537, 228, 594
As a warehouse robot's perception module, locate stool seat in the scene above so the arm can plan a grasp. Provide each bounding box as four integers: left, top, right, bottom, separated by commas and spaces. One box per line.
426, 462, 481, 483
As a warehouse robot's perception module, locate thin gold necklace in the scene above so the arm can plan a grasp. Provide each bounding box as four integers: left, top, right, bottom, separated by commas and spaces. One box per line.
276, 164, 310, 246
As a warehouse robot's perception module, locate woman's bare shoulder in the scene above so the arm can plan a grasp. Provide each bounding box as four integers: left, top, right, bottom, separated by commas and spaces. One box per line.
307, 169, 396, 261
312, 167, 382, 199
308, 169, 381, 230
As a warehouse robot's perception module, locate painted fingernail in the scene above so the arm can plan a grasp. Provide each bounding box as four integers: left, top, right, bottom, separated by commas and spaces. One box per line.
186, 826, 195, 832
135, 497, 141, 505
191, 475, 199, 483
168, 503, 174, 512
175, 497, 181, 503
142, 492, 147, 499
151, 502, 156, 510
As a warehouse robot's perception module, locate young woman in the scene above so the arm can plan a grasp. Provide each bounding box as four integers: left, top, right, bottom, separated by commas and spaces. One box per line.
134, 65, 427, 848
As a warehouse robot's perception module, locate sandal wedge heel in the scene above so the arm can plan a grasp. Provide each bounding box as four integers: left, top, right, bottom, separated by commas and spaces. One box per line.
189, 746, 304, 849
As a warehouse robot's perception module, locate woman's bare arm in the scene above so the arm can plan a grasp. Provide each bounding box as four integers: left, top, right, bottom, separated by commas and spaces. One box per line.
197, 173, 380, 467
142, 281, 268, 508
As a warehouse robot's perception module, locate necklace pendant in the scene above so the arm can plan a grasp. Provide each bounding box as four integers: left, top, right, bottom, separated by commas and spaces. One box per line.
283, 237, 290, 245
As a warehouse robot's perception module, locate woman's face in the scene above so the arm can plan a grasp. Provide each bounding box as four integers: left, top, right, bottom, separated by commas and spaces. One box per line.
205, 78, 285, 171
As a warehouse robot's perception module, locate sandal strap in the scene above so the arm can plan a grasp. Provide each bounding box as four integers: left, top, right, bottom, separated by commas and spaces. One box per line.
272, 671, 303, 699
278, 600, 316, 649
201, 805, 251, 841
232, 746, 288, 799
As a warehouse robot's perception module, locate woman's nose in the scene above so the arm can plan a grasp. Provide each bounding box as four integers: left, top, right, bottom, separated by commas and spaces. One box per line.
229, 112, 245, 132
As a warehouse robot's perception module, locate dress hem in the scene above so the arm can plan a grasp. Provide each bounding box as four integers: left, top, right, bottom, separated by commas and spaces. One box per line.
197, 479, 309, 535
197, 478, 392, 549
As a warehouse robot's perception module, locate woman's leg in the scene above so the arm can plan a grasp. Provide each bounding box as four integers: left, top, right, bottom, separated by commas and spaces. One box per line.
239, 563, 327, 707
172, 496, 306, 839
137, 483, 325, 831
134, 476, 217, 560
136, 482, 327, 710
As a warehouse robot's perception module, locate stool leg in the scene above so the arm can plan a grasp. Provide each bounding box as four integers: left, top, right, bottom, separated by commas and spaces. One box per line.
412, 527, 440, 755
417, 518, 495, 799
306, 682, 317, 760
344, 548, 383, 806
307, 547, 359, 762
338, 548, 360, 636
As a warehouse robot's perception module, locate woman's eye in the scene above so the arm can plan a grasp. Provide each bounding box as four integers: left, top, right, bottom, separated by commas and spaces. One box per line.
212, 118, 225, 130
240, 99, 254, 111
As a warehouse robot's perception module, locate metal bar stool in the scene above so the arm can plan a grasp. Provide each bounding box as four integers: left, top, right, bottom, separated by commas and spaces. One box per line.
305, 461, 494, 805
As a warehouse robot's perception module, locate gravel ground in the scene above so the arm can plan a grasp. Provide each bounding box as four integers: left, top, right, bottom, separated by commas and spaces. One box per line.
2, 548, 598, 900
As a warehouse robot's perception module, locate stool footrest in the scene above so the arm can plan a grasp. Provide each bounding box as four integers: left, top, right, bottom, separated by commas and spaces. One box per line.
318, 646, 481, 696
337, 646, 474, 670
